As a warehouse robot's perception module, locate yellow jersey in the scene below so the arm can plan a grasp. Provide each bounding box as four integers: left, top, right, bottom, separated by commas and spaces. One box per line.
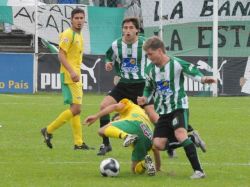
116, 98, 153, 131
59, 28, 84, 84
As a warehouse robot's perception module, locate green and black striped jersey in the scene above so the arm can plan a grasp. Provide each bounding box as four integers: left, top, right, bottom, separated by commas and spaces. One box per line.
105, 36, 149, 83
143, 56, 204, 115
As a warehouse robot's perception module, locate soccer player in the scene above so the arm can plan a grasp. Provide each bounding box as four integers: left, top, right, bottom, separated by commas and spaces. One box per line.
41, 8, 92, 150
84, 98, 161, 176
137, 36, 216, 179
96, 17, 158, 156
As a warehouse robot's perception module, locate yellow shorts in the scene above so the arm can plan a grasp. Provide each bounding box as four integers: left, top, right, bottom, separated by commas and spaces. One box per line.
62, 81, 83, 105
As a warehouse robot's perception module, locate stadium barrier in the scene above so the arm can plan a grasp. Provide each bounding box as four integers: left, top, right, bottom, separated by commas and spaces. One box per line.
0, 53, 34, 93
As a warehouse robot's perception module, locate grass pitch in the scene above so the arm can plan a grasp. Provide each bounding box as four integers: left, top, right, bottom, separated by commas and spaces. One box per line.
0, 93, 249, 187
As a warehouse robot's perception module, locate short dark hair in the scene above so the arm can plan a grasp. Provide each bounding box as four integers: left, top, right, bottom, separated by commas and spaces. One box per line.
71, 8, 85, 19
143, 36, 166, 54
122, 17, 140, 30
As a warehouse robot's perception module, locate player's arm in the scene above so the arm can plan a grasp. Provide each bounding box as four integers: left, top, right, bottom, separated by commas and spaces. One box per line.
58, 32, 79, 82
83, 103, 125, 126
201, 76, 217, 84
177, 57, 216, 84
152, 146, 161, 172
58, 49, 79, 82
105, 46, 114, 71
137, 76, 154, 106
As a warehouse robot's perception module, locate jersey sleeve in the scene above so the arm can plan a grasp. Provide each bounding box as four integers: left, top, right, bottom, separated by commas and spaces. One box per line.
143, 72, 155, 104
59, 31, 73, 53
175, 57, 204, 82
105, 46, 114, 63
116, 98, 131, 113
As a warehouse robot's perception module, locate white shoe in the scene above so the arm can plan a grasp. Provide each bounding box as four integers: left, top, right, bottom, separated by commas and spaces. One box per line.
144, 155, 156, 176
191, 130, 206, 152
190, 170, 206, 179
123, 134, 138, 147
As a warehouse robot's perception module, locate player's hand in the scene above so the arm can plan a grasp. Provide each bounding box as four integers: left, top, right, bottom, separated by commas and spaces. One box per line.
201, 76, 217, 84
137, 96, 147, 106
113, 76, 121, 86
105, 62, 113, 71
83, 115, 98, 126
70, 71, 80, 82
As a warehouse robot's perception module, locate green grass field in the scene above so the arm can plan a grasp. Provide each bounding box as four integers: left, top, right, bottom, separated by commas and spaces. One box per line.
0, 93, 250, 187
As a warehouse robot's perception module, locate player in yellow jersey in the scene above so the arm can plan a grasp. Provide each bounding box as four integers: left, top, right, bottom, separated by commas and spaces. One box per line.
41, 8, 93, 150
84, 98, 161, 176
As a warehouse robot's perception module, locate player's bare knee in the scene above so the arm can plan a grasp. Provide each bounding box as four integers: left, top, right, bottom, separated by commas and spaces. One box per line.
153, 139, 166, 150
175, 128, 188, 142
70, 105, 81, 115
98, 127, 105, 136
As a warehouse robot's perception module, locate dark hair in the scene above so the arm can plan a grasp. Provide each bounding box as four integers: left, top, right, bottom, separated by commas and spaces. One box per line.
71, 8, 85, 19
143, 36, 166, 54
122, 17, 140, 30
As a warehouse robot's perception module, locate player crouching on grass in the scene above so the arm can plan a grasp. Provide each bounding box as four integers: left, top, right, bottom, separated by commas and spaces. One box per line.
83, 98, 161, 176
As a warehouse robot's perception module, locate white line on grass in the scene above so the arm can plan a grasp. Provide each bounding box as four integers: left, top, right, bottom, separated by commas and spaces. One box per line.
0, 94, 52, 99
42, 161, 250, 167
0, 161, 249, 167
0, 102, 98, 106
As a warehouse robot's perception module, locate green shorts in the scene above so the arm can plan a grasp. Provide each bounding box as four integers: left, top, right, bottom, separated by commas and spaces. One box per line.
111, 120, 153, 161
61, 73, 83, 105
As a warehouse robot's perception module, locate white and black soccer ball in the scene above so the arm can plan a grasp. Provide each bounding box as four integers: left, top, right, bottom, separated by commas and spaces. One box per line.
100, 158, 120, 177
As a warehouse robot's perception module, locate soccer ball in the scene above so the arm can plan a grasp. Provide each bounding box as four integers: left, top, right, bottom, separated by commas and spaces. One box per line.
100, 158, 120, 177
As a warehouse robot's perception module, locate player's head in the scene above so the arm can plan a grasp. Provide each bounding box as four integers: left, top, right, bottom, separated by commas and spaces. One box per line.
122, 17, 140, 44
71, 8, 85, 32
143, 36, 166, 65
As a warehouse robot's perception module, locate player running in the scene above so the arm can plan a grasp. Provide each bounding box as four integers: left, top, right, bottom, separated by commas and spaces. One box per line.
138, 36, 217, 179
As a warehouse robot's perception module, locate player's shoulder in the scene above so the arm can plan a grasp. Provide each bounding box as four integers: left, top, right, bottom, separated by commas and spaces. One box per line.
61, 28, 74, 38
139, 35, 146, 41
171, 56, 190, 67
110, 37, 122, 48
113, 37, 122, 43
145, 62, 154, 74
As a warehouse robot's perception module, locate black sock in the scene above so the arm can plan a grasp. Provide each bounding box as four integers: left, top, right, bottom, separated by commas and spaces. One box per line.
182, 139, 203, 172
100, 115, 110, 146
188, 124, 194, 132
189, 134, 195, 144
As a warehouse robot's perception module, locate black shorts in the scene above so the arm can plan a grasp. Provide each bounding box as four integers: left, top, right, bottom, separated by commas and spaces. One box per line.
153, 109, 188, 142
108, 82, 144, 104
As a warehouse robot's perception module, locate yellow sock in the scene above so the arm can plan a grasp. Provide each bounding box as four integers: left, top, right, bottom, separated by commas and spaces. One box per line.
134, 161, 146, 174
104, 126, 128, 139
70, 115, 83, 146
47, 109, 73, 134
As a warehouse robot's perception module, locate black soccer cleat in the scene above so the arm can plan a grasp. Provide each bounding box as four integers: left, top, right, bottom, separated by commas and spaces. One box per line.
41, 128, 53, 149
74, 143, 95, 150
97, 144, 112, 156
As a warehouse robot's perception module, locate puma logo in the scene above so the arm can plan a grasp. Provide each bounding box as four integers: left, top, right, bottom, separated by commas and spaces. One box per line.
197, 60, 227, 85
81, 58, 101, 83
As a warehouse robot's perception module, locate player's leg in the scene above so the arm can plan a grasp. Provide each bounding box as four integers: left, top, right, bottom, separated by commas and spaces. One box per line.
97, 95, 117, 155
188, 126, 207, 152
143, 103, 159, 124
133, 161, 146, 174
173, 109, 205, 179
99, 121, 138, 147
97, 82, 131, 155
67, 82, 93, 150
41, 82, 74, 149
152, 114, 169, 151
132, 135, 156, 176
